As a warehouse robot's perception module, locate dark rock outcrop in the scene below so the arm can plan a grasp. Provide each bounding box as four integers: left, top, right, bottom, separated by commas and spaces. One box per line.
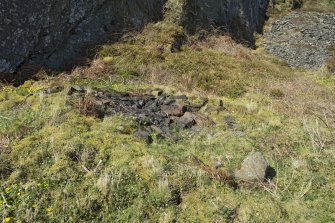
0, 0, 269, 78
181, 0, 269, 45
264, 12, 335, 68
0, 0, 166, 75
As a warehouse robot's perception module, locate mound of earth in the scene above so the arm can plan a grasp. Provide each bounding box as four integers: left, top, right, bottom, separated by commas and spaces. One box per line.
264, 12, 335, 68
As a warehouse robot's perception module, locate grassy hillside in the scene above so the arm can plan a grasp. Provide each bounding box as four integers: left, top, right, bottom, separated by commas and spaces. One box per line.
1, 12, 335, 223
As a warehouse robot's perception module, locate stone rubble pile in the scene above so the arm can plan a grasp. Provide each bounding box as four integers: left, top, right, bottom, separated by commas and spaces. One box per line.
264, 12, 335, 68
44, 86, 210, 142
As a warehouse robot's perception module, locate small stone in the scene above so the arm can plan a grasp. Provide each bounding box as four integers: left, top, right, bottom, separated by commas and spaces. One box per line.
151, 125, 163, 134
135, 131, 153, 144
67, 85, 86, 95
42, 86, 63, 94
116, 126, 125, 132
232, 131, 246, 137
224, 116, 236, 129
213, 159, 223, 169
235, 152, 268, 182
176, 112, 196, 129
161, 104, 186, 117
163, 98, 176, 105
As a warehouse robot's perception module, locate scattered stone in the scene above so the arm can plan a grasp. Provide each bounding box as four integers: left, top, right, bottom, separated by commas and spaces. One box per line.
161, 104, 186, 117
42, 86, 63, 94
176, 112, 196, 129
68, 85, 86, 95
150, 125, 163, 134
232, 131, 246, 137
194, 113, 215, 127
163, 98, 176, 105
224, 116, 236, 129
135, 131, 153, 144
264, 12, 335, 68
190, 97, 209, 112
43, 85, 213, 141
213, 159, 223, 169
235, 152, 268, 182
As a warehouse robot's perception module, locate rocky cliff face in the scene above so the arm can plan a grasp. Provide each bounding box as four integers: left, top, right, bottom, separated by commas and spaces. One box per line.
181, 0, 269, 45
0, 0, 166, 75
0, 0, 269, 79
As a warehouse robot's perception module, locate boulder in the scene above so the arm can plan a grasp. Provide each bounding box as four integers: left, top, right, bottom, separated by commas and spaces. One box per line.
176, 112, 196, 129
235, 152, 268, 182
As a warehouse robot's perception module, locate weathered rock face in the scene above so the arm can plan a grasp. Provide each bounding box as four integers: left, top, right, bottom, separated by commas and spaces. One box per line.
264, 12, 335, 68
0, 0, 166, 74
181, 0, 269, 45
0, 0, 269, 78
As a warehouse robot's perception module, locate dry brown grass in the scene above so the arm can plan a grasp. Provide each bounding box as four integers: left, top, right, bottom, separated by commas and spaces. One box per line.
328, 55, 335, 73
266, 75, 335, 118
69, 59, 115, 81
190, 154, 236, 187
193, 35, 253, 61
74, 96, 99, 117
0, 134, 10, 151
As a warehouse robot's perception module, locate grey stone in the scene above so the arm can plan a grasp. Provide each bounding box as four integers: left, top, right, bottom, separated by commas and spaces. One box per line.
176, 112, 196, 129
213, 159, 223, 169
235, 152, 268, 182
42, 86, 63, 94
67, 85, 86, 95
161, 104, 186, 117
224, 116, 236, 129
